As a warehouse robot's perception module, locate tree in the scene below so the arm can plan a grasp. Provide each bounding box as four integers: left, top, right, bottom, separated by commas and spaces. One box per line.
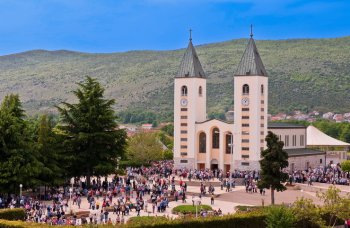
341, 160, 350, 172
36, 115, 65, 186
126, 132, 164, 165
57, 77, 127, 186
258, 131, 289, 205
0, 94, 43, 193
292, 197, 324, 227
265, 206, 296, 228
317, 185, 350, 227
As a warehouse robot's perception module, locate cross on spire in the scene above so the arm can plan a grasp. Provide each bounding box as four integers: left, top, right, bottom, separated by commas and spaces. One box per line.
250, 24, 253, 38
189, 28, 192, 41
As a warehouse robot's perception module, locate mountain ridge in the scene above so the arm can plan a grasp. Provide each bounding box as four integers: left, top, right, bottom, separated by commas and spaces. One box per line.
0, 36, 350, 120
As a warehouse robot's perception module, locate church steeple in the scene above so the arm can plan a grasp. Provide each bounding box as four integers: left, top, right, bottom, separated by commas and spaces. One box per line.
235, 28, 267, 77
176, 31, 206, 78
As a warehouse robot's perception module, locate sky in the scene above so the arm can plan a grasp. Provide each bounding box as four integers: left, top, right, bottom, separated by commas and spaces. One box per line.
0, 0, 349, 55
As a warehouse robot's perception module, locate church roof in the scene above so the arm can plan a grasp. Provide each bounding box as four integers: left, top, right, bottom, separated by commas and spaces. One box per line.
285, 148, 325, 157
176, 39, 206, 78
235, 36, 267, 77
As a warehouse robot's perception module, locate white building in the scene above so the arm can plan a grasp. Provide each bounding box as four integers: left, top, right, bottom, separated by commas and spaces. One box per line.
173, 32, 347, 171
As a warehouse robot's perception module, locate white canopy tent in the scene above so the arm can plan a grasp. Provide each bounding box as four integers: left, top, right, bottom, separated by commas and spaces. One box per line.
307, 125, 350, 147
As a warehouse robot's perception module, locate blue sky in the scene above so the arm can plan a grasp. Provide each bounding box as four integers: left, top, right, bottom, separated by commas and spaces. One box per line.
0, 0, 348, 55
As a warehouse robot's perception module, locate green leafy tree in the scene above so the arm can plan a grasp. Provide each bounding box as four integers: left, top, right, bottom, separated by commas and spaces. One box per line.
0, 94, 43, 193
265, 206, 296, 228
126, 132, 164, 165
36, 115, 65, 186
341, 160, 350, 172
258, 131, 289, 205
292, 197, 324, 227
317, 185, 350, 227
57, 77, 127, 186
161, 124, 174, 136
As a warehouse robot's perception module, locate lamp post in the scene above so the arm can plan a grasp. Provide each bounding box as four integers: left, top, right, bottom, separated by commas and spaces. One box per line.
228, 133, 234, 190
69, 187, 73, 213
193, 196, 201, 218
19, 184, 23, 198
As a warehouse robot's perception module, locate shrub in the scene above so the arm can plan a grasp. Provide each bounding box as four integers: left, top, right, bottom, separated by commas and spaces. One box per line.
0, 209, 26, 221
265, 206, 296, 228
172, 205, 213, 215
235, 205, 265, 212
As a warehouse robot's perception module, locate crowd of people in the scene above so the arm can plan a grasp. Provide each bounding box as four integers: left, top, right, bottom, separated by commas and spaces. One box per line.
289, 163, 350, 185
1, 160, 350, 226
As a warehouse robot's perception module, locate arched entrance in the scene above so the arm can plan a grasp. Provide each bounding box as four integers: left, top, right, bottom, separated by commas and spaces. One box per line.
210, 159, 218, 171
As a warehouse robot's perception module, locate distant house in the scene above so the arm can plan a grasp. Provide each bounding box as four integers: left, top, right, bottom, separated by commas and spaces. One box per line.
141, 124, 153, 130
322, 112, 334, 120
333, 114, 344, 123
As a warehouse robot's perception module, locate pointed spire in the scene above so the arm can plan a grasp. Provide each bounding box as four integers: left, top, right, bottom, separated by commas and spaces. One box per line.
189, 28, 192, 41
176, 31, 206, 78
234, 26, 267, 77
250, 24, 253, 38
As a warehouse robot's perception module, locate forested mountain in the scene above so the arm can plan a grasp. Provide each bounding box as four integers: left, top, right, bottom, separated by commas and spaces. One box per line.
0, 36, 349, 121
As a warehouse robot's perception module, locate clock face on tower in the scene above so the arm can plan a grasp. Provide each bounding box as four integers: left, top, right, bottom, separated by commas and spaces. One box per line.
242, 97, 249, 106
180, 98, 188, 107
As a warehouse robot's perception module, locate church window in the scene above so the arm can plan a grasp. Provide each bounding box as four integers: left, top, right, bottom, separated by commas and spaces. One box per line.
181, 86, 188, 96
242, 147, 249, 151
181, 108, 188, 111
285, 135, 289, 147
242, 124, 249, 127
261, 85, 264, 94
181, 138, 187, 142
199, 86, 202, 96
181, 130, 187, 134
212, 128, 220, 149
243, 84, 249, 95
300, 135, 304, 146
181, 116, 187, 119
242, 116, 249, 119
226, 133, 233, 154
199, 132, 206, 153
242, 108, 249, 111
181, 145, 187, 149
181, 123, 187, 126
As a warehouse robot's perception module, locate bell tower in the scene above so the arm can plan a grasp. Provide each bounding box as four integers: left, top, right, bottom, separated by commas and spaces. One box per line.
173, 31, 207, 169
233, 27, 268, 170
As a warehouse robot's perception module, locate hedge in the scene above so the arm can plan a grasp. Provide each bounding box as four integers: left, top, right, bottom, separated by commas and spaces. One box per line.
0, 209, 26, 221
172, 205, 213, 215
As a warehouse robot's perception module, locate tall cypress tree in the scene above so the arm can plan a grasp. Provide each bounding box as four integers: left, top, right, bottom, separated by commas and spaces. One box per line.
258, 131, 289, 205
57, 77, 126, 186
0, 94, 43, 193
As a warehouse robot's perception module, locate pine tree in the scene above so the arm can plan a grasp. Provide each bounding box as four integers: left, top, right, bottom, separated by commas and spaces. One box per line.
36, 115, 64, 186
57, 77, 127, 186
0, 94, 43, 193
258, 131, 289, 205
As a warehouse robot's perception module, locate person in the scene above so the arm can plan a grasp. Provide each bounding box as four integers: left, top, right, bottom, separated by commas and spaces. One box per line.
136, 204, 141, 216
210, 193, 214, 205
182, 192, 186, 203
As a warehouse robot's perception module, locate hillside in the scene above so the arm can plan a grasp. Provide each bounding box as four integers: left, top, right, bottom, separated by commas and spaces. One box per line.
0, 36, 350, 120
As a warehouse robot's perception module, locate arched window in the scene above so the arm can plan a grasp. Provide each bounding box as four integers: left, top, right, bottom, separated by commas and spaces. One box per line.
226, 133, 233, 154
261, 84, 264, 94
199, 86, 202, 96
212, 128, 220, 149
181, 86, 188, 96
243, 84, 249, 95
199, 132, 206, 153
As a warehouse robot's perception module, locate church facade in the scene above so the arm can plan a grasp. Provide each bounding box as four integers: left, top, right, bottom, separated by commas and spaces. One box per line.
173, 32, 327, 171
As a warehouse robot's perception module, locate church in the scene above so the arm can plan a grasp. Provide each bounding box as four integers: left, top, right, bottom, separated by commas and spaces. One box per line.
173, 31, 347, 172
